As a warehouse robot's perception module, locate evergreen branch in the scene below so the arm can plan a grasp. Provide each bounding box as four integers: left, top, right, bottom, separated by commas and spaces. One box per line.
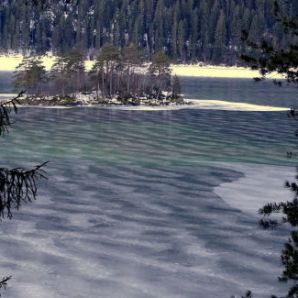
0, 91, 24, 136
0, 161, 48, 219
0, 276, 12, 296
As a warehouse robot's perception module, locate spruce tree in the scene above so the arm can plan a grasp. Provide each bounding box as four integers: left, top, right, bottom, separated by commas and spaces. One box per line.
213, 10, 227, 63
149, 51, 171, 99
95, 43, 120, 98
51, 49, 85, 96
122, 44, 141, 96
13, 56, 47, 96
171, 75, 182, 100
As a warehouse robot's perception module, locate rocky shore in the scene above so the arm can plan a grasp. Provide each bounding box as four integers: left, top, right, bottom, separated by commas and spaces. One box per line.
17, 93, 189, 107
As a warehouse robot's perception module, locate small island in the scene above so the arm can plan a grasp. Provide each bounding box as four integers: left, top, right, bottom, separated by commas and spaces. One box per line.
13, 44, 187, 107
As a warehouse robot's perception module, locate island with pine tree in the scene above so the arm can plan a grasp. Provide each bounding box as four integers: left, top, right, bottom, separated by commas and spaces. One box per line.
13, 44, 187, 107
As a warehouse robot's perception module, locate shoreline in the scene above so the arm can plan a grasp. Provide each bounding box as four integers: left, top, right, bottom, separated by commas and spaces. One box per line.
0, 91, 290, 112
0, 54, 284, 79
3, 98, 289, 112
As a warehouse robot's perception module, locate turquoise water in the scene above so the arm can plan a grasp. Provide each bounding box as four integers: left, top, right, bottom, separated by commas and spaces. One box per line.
0, 75, 296, 298
1, 107, 295, 166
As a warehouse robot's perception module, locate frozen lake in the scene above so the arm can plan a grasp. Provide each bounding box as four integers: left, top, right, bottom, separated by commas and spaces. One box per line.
0, 75, 297, 297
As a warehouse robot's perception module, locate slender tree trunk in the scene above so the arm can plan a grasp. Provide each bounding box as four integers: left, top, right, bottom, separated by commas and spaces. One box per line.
110, 65, 113, 98
127, 65, 131, 95
101, 68, 105, 98
62, 76, 65, 97
97, 74, 100, 99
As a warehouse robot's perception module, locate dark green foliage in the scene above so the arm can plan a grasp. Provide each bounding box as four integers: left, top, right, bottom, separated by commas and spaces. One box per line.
13, 57, 47, 95
241, 1, 298, 83
121, 44, 142, 97
18, 46, 181, 101
148, 51, 172, 99
241, 2, 298, 297
1, 0, 298, 64
89, 44, 118, 98
149, 51, 171, 76
50, 49, 85, 96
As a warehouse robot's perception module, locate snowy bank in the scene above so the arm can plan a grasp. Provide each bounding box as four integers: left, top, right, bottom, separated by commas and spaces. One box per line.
0, 54, 284, 79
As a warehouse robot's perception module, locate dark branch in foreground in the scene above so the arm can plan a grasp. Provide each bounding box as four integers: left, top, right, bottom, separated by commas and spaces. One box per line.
0, 91, 24, 135
0, 162, 48, 219
0, 276, 12, 297
0, 89, 48, 295
0, 91, 49, 218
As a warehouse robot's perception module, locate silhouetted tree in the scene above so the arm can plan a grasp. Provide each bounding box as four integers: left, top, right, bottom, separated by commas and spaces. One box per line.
122, 44, 142, 97
51, 49, 85, 96
171, 75, 182, 100
90, 44, 120, 99
240, 2, 298, 297
149, 51, 172, 99
97, 43, 121, 98
13, 56, 47, 96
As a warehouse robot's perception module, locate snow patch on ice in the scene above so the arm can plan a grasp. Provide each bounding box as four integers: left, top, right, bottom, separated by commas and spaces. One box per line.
215, 163, 295, 215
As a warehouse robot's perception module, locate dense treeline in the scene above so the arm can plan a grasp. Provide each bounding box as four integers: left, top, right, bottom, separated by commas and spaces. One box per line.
0, 0, 298, 64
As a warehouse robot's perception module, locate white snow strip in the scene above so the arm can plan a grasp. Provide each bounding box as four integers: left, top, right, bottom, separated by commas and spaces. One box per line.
109, 100, 289, 112
215, 163, 295, 215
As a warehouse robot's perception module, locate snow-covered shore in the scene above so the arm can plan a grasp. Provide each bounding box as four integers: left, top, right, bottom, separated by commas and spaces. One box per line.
0, 54, 284, 79
2, 94, 289, 112
114, 100, 289, 112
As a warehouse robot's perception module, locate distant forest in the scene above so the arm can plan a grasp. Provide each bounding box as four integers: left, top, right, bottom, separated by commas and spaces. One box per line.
1, 0, 298, 64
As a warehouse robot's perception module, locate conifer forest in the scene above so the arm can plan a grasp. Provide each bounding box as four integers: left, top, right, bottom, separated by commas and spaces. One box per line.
0, 0, 298, 63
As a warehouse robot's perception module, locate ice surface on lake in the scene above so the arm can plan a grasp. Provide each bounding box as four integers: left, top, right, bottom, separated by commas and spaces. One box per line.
216, 163, 295, 215
0, 162, 290, 298
0, 85, 295, 297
